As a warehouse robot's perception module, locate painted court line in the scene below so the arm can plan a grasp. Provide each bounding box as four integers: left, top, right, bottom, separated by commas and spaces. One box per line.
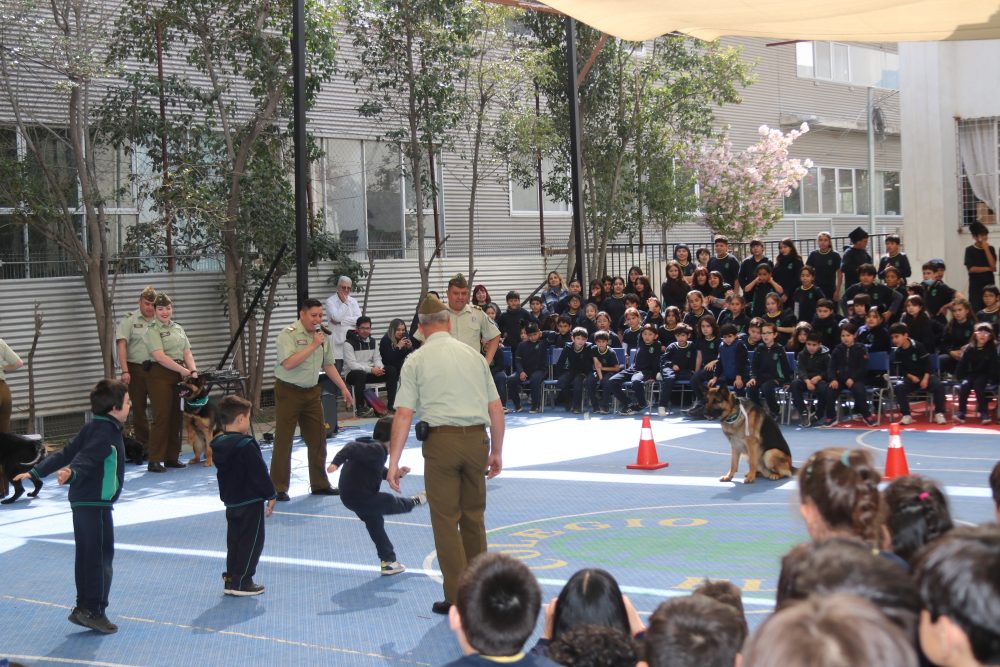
28, 538, 779, 608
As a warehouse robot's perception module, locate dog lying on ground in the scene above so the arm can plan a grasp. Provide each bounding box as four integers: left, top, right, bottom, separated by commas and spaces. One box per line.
123, 425, 147, 465
1, 432, 45, 504
703, 384, 795, 484
177, 376, 217, 466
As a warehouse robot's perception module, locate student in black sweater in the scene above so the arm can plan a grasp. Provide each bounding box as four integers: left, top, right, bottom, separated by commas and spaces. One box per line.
856, 307, 892, 352
717, 294, 750, 334
791, 265, 826, 325
657, 323, 696, 415
790, 332, 832, 428
826, 322, 875, 426
327, 417, 427, 575
211, 396, 278, 596
921, 259, 958, 323
587, 330, 623, 414
938, 298, 977, 376
508, 323, 550, 413
554, 328, 598, 413
976, 285, 1000, 329
737, 238, 771, 295
610, 324, 662, 415
709, 324, 749, 395
878, 234, 912, 282
890, 322, 947, 425
954, 323, 999, 424
496, 291, 537, 348
840, 226, 873, 290
747, 322, 792, 418
840, 264, 902, 320
811, 299, 841, 351
687, 315, 721, 416
806, 231, 842, 302
18, 379, 129, 634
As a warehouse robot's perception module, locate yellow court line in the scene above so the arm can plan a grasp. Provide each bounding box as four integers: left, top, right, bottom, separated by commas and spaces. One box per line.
1, 594, 431, 666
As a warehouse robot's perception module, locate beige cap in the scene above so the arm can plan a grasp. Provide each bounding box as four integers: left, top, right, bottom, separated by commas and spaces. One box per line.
418, 294, 448, 315
139, 286, 157, 303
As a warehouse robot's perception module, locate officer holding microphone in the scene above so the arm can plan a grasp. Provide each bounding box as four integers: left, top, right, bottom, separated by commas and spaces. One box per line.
270, 298, 353, 501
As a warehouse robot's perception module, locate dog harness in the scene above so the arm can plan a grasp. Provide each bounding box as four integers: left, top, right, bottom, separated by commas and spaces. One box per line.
185, 394, 209, 409
723, 404, 752, 437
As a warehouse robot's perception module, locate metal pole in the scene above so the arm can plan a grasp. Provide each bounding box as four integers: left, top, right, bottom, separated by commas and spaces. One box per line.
292, 0, 309, 308
565, 17, 587, 287
867, 87, 877, 238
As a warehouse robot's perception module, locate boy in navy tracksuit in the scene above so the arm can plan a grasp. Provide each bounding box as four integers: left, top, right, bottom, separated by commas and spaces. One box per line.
657, 323, 696, 415
507, 323, 549, 413
889, 322, 947, 425
554, 327, 597, 413
212, 395, 277, 596
825, 322, 875, 426
708, 323, 749, 395
18, 379, 129, 634
747, 322, 792, 418
789, 332, 832, 428
587, 330, 622, 414
328, 417, 427, 575
811, 299, 841, 350
610, 324, 662, 415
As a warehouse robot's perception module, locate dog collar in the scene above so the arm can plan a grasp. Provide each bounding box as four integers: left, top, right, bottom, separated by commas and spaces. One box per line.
186, 394, 209, 408
723, 409, 742, 424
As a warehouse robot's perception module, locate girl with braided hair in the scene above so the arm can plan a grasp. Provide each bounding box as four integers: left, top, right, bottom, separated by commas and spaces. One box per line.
797, 447, 884, 548
879, 475, 954, 566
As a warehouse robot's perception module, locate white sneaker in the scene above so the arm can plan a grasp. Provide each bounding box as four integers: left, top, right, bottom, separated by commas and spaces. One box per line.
934, 413, 946, 424
899, 415, 913, 425
380, 561, 406, 576
657, 406, 667, 417
411, 490, 427, 506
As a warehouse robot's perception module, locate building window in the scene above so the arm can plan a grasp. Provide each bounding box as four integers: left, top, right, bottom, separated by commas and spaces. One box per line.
796, 42, 899, 89
957, 117, 998, 227
783, 165, 902, 216
510, 156, 571, 215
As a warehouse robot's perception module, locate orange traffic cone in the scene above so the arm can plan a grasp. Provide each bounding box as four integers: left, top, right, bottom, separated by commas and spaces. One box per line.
627, 415, 669, 470
883, 421, 910, 480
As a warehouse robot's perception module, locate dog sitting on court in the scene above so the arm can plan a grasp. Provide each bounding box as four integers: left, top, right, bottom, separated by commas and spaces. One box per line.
122, 425, 147, 465
177, 375, 217, 466
703, 384, 795, 484
0, 432, 46, 504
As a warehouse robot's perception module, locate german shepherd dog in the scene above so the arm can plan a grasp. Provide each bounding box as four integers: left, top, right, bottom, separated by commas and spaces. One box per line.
704, 385, 795, 484
1, 432, 45, 504
177, 376, 217, 466
122, 425, 147, 465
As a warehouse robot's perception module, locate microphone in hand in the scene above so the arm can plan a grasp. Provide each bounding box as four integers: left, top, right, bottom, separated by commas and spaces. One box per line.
315, 324, 332, 335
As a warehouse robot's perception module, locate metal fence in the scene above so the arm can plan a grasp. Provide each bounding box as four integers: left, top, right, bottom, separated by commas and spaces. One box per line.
604, 234, 890, 280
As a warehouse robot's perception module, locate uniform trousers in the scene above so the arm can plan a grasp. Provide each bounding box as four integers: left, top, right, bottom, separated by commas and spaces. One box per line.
271, 379, 331, 493
423, 425, 489, 604
226, 503, 266, 589
0, 378, 12, 433
125, 362, 151, 445
73, 507, 114, 614
146, 364, 182, 463
343, 492, 416, 562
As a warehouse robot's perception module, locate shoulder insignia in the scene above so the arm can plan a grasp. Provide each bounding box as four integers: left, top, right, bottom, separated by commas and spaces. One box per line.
286, 325, 297, 331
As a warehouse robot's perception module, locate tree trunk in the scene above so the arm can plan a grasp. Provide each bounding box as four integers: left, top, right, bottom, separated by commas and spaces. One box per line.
404, 23, 429, 296
250, 272, 282, 409
467, 94, 486, 279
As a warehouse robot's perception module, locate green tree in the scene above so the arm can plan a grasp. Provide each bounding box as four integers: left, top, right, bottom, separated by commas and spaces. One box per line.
343, 0, 475, 295
101, 0, 350, 405
506, 18, 753, 278
0, 0, 122, 376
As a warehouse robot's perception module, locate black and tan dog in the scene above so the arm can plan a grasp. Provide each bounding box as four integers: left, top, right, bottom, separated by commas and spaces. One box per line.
177, 376, 217, 467
1, 432, 45, 504
704, 384, 795, 484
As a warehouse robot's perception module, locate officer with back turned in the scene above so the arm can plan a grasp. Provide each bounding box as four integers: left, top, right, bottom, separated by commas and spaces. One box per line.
386, 294, 504, 616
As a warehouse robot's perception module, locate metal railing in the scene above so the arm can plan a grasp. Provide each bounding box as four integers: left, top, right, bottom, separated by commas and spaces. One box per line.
604, 234, 889, 279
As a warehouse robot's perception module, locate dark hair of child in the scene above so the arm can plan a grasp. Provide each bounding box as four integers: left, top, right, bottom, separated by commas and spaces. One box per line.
455, 552, 542, 657
880, 475, 954, 566
90, 379, 128, 416
218, 395, 252, 428
797, 448, 881, 545
551, 568, 631, 642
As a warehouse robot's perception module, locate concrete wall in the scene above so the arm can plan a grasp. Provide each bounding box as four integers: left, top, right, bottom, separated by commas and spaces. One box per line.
900, 40, 1000, 293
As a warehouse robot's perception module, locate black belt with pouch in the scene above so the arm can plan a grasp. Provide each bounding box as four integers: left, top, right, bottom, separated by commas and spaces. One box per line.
415, 421, 429, 441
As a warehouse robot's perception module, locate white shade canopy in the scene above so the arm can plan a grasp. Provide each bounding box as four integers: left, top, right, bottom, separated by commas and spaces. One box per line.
536, 0, 1000, 42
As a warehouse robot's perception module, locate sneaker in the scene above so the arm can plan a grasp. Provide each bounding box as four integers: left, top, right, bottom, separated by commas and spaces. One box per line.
380, 560, 406, 576
275, 491, 290, 502
67, 607, 117, 634
799, 414, 811, 428
618, 407, 636, 416
528, 407, 540, 414
899, 415, 914, 425
225, 579, 265, 596
683, 402, 703, 414
357, 408, 376, 419
686, 405, 706, 419
657, 406, 667, 417
820, 416, 837, 427
513, 405, 523, 413
982, 415, 993, 425
954, 413, 966, 424
596, 408, 609, 415
863, 414, 879, 427
411, 490, 427, 506
934, 412, 946, 425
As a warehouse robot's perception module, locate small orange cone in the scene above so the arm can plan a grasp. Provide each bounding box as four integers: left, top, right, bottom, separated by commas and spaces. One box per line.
883, 421, 910, 480
627, 415, 669, 470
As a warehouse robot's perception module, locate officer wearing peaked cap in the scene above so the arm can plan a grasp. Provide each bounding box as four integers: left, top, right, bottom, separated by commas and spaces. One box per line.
414, 274, 501, 364
115, 286, 157, 448
386, 292, 504, 616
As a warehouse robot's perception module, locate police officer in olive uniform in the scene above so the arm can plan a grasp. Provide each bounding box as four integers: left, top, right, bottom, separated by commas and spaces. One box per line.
144, 293, 198, 473
115, 286, 157, 446
387, 294, 504, 616
271, 298, 354, 501
415, 274, 501, 363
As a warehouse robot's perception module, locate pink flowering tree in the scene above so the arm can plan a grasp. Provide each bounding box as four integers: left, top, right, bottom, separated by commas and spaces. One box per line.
684, 123, 812, 241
